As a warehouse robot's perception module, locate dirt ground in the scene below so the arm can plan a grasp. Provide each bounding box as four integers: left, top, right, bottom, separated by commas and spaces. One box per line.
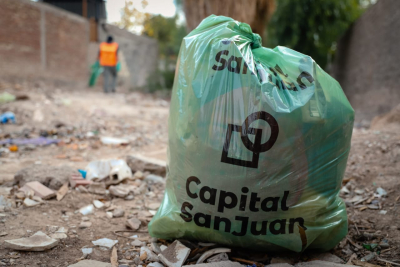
0, 83, 399, 266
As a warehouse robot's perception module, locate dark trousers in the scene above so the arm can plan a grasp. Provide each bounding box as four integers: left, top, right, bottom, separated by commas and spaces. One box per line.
103, 66, 117, 93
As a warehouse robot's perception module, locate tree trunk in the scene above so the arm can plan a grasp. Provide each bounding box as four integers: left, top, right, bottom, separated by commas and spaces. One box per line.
183, 0, 275, 35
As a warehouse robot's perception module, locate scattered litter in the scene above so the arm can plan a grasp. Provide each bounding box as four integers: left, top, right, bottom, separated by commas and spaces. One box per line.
148, 263, 164, 267
0, 111, 16, 124
79, 204, 94, 215
19, 181, 56, 200
361, 252, 376, 262
159, 240, 190, 267
57, 182, 69, 201
78, 169, 87, 178
4, 231, 58, 251
0, 92, 16, 104
0, 137, 59, 146
197, 248, 231, 264
70, 174, 93, 188
92, 238, 118, 249
85, 159, 132, 183
376, 187, 387, 197
9, 145, 18, 152
140, 246, 159, 262
93, 200, 104, 209
100, 136, 130, 145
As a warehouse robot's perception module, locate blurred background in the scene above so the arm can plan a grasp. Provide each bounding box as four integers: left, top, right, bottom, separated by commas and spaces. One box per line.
0, 0, 398, 124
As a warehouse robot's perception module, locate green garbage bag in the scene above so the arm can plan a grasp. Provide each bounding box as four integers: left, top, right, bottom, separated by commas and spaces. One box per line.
88, 61, 103, 87
149, 15, 354, 252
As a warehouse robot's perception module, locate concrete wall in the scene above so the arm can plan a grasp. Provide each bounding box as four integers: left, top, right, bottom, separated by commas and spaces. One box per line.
0, 0, 89, 83
331, 0, 400, 122
98, 22, 158, 89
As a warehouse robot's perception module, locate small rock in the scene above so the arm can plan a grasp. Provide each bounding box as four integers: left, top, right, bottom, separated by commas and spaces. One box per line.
140, 246, 160, 262
23, 198, 41, 207
15, 191, 26, 199
88, 182, 106, 195
109, 185, 130, 198
50, 233, 68, 239
0, 232, 8, 237
126, 217, 141, 230
148, 263, 164, 267
82, 216, 90, 221
113, 208, 125, 218
126, 155, 166, 176
82, 247, 93, 256
159, 240, 190, 267
133, 171, 144, 180
4, 231, 58, 251
93, 200, 104, 209
106, 212, 113, 219
146, 202, 161, 210
79, 221, 92, 229
131, 239, 144, 247
92, 238, 118, 249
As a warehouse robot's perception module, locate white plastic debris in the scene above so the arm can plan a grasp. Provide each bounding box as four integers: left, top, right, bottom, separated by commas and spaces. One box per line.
85, 159, 132, 183
376, 187, 388, 197
100, 136, 130, 145
79, 204, 94, 215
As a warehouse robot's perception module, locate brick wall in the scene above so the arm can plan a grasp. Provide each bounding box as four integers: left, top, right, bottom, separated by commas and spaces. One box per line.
331, 0, 400, 122
0, 0, 89, 83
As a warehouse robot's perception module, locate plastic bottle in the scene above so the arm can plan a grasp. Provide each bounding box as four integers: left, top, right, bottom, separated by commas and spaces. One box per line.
0, 112, 16, 124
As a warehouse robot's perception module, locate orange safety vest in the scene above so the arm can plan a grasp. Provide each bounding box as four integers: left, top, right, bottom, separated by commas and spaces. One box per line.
99, 42, 118, 67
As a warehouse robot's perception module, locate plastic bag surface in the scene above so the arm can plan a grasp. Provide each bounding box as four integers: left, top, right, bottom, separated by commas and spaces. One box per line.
149, 15, 354, 252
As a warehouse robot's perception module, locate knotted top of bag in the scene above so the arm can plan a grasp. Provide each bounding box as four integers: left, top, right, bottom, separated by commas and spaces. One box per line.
238, 22, 262, 49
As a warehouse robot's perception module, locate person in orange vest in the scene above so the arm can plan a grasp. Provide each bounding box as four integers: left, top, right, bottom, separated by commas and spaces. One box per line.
99, 36, 119, 93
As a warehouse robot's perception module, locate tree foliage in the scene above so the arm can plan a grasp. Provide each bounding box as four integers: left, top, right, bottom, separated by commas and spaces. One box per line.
266, 0, 368, 69
115, 0, 150, 31
142, 15, 186, 59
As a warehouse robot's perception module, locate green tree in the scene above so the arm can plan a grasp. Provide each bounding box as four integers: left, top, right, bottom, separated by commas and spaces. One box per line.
142, 15, 187, 90
266, 0, 368, 69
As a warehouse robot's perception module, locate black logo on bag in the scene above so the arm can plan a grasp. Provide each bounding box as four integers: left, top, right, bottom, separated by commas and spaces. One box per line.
221, 111, 279, 168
